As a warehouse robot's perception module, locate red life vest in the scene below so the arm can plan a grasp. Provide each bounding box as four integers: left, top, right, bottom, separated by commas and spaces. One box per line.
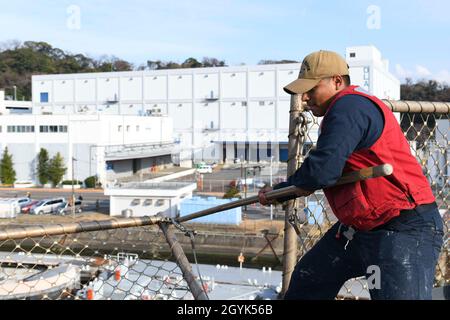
322, 86, 435, 231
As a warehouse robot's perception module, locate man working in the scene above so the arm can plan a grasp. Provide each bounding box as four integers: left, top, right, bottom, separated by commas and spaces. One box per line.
258, 50, 443, 300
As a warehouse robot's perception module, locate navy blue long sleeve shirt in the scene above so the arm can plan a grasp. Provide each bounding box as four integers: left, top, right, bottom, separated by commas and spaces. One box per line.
274, 94, 384, 197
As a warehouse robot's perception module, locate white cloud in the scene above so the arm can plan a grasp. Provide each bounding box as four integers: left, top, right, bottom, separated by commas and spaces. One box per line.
395, 63, 450, 84
415, 65, 432, 77
395, 64, 413, 79
435, 69, 450, 84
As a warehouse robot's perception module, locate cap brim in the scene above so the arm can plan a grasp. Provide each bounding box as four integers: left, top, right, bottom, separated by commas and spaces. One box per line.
283, 78, 321, 95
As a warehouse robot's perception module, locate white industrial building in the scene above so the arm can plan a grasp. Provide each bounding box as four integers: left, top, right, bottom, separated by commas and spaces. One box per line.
31, 45, 400, 165
105, 181, 197, 218
0, 114, 174, 186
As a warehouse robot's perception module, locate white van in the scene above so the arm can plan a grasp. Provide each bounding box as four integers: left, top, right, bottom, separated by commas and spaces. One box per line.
0, 199, 21, 219
30, 198, 66, 215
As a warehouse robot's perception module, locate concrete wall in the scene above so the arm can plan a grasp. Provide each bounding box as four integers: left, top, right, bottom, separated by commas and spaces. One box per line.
4, 143, 35, 182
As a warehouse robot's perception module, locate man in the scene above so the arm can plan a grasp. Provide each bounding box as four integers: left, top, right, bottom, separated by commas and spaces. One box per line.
258, 50, 443, 300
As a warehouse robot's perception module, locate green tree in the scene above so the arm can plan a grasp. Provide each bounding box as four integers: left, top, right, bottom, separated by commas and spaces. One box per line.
48, 152, 67, 187
37, 148, 50, 185
0, 147, 16, 185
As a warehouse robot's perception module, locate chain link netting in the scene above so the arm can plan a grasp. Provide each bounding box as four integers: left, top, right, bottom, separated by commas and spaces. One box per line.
0, 101, 447, 301
0, 217, 197, 300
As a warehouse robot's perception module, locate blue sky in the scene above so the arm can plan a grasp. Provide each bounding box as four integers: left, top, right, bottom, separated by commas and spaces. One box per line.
1, 0, 449, 83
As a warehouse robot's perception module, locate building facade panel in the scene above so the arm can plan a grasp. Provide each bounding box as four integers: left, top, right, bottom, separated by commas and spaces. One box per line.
220, 72, 246, 99
144, 75, 167, 101
249, 71, 275, 98
220, 102, 246, 129
168, 75, 192, 100
248, 101, 275, 129
5, 143, 35, 182
53, 80, 74, 103
97, 77, 119, 102
120, 76, 143, 101
194, 73, 219, 100
75, 78, 96, 102
168, 103, 192, 129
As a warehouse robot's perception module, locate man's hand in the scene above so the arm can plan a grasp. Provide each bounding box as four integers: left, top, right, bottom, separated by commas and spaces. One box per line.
258, 185, 314, 206
258, 186, 274, 206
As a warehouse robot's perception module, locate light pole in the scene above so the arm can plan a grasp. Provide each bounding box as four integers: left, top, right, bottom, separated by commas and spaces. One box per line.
12, 86, 17, 101
270, 156, 274, 220
71, 157, 77, 217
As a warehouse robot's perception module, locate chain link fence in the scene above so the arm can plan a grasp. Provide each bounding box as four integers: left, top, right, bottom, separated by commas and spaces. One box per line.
0, 100, 447, 300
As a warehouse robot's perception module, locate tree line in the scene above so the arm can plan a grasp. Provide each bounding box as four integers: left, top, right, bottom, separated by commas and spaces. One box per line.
1, 40, 449, 102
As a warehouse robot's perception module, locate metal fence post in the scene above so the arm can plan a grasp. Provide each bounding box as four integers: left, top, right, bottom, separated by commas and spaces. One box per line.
281, 94, 307, 297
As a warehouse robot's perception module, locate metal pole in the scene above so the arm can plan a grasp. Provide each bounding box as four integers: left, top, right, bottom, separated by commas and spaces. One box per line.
13, 86, 17, 101
159, 223, 208, 300
89, 146, 92, 180
270, 155, 273, 220
244, 164, 247, 211
72, 157, 76, 217
177, 164, 392, 223
282, 94, 305, 297
0, 216, 164, 241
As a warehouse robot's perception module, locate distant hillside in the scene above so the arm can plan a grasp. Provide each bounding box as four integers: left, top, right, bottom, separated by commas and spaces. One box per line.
0, 40, 226, 100
0, 40, 449, 102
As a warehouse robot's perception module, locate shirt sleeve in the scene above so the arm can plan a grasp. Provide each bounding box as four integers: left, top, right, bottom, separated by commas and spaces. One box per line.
273, 94, 384, 196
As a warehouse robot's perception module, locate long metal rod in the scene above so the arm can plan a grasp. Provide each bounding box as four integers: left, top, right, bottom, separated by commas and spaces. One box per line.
0, 216, 164, 241
177, 164, 393, 223
0, 164, 393, 242
383, 100, 450, 114
159, 223, 208, 300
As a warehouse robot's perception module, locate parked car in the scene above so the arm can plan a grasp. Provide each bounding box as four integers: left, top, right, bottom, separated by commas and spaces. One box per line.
21, 200, 41, 214
196, 164, 213, 174
30, 198, 66, 215
253, 178, 269, 188
58, 199, 83, 215
16, 197, 32, 209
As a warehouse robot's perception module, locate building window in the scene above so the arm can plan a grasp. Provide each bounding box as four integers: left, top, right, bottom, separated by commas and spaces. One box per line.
242, 101, 247, 107
7, 125, 35, 133
156, 199, 165, 207
40, 92, 49, 103
136, 125, 140, 132
40, 126, 49, 133
350, 52, 356, 58
59, 126, 68, 133
126, 125, 130, 132
49, 126, 58, 133
259, 101, 265, 106
118, 125, 122, 132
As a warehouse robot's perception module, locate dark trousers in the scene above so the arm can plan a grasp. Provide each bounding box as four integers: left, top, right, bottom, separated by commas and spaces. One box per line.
284, 203, 444, 300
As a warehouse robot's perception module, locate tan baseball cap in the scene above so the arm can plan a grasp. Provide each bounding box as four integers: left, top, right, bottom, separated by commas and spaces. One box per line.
283, 50, 349, 95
